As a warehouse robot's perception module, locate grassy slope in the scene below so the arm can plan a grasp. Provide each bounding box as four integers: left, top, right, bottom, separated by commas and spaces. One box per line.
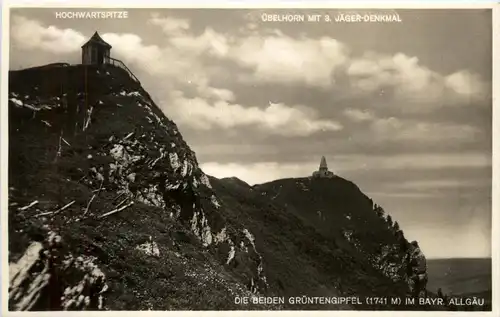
254, 177, 401, 251
8, 65, 262, 310
211, 176, 433, 310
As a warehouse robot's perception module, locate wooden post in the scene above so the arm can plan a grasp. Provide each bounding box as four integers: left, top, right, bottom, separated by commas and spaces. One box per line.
84, 65, 88, 134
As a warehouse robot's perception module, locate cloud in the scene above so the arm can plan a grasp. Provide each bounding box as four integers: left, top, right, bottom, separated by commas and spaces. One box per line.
367, 192, 439, 199
11, 15, 85, 53
343, 108, 482, 144
100, 18, 344, 137
397, 217, 491, 259
144, 14, 350, 90
445, 70, 487, 97
343, 108, 376, 122
101, 33, 166, 74
147, 14, 351, 87
101, 19, 229, 87
387, 179, 489, 191
369, 117, 481, 143
199, 86, 236, 102
148, 14, 190, 35
336, 152, 491, 171
207, 21, 488, 106
346, 52, 488, 108
166, 92, 343, 136
201, 152, 491, 185
148, 13, 229, 58
229, 34, 349, 88
169, 28, 230, 58
347, 53, 442, 96
101, 33, 219, 92
139, 13, 489, 140
201, 161, 314, 186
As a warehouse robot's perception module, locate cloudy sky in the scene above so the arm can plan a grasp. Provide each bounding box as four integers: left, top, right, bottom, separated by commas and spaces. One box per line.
8, 8, 492, 259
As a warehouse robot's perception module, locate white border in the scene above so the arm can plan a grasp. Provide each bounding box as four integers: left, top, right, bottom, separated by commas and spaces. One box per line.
1, 1, 10, 315
491, 3, 499, 317
1, 1, 498, 317
3, 0, 500, 8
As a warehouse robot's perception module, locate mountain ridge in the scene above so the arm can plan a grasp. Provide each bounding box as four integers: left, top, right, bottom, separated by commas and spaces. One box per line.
6, 63, 488, 311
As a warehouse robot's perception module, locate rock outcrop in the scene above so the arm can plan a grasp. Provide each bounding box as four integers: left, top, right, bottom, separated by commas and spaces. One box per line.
9, 231, 108, 311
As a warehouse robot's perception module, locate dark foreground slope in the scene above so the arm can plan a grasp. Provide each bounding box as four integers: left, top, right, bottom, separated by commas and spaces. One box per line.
8, 64, 269, 311
7, 63, 480, 312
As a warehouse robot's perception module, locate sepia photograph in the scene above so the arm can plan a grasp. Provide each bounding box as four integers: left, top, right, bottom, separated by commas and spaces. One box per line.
3, 4, 495, 313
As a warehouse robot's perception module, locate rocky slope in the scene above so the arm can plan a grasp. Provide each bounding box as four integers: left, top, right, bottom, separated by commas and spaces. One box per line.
8, 64, 268, 310
7, 63, 477, 311
252, 177, 415, 287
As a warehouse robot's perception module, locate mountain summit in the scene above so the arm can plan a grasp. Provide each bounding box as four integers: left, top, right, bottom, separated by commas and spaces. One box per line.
8, 63, 457, 311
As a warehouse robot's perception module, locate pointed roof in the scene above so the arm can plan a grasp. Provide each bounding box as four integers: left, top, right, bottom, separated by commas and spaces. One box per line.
319, 156, 328, 169
81, 31, 112, 49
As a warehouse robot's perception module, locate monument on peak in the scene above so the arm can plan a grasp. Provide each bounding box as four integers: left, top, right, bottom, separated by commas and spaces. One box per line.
312, 156, 335, 178
319, 156, 328, 170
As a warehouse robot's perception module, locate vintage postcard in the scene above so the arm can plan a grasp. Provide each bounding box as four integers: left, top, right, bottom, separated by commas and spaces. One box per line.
1, 1, 498, 316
